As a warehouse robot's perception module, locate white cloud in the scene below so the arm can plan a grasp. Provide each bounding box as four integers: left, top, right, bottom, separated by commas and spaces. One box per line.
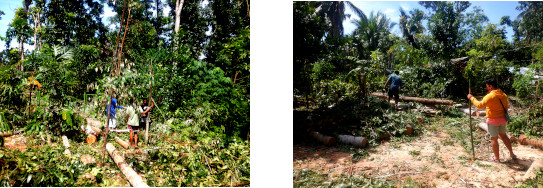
384, 8, 395, 14
103, 5, 116, 18
400, 3, 410, 11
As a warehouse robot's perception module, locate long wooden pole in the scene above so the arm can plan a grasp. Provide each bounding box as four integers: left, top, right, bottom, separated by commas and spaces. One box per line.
469, 78, 475, 160
101, 89, 113, 166
145, 60, 152, 144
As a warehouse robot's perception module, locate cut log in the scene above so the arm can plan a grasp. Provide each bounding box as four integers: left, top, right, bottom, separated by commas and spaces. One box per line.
87, 135, 97, 144
477, 122, 517, 143
518, 135, 543, 150
416, 116, 423, 124
309, 131, 336, 146
0, 131, 14, 137
62, 135, 72, 157
461, 108, 486, 117
106, 143, 149, 187
523, 159, 543, 181
89, 125, 102, 135
81, 154, 97, 165
405, 125, 413, 135
337, 135, 367, 148
371, 92, 454, 105
114, 136, 130, 149
62, 135, 70, 148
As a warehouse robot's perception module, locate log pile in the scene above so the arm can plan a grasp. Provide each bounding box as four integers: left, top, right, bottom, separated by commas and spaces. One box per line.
106, 143, 149, 187
309, 131, 336, 146
371, 92, 454, 105
337, 135, 367, 148
518, 135, 543, 150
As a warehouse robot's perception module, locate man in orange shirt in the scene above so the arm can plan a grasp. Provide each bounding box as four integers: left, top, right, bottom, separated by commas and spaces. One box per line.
467, 78, 517, 163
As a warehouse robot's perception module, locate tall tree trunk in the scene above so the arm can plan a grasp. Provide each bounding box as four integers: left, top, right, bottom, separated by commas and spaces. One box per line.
19, 35, 24, 65
154, 0, 161, 47
174, 0, 184, 34
113, 0, 128, 77
118, 6, 131, 77
33, 12, 40, 53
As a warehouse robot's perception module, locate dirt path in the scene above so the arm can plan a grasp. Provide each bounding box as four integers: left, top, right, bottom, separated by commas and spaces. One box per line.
294, 130, 543, 187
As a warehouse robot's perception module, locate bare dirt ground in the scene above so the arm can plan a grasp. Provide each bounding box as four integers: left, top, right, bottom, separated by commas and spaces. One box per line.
294, 128, 543, 187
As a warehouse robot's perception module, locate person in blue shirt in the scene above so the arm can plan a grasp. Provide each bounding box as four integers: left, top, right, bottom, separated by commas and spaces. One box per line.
384, 70, 403, 107
106, 93, 124, 129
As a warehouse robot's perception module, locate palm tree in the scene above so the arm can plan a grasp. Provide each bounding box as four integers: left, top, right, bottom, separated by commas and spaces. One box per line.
318, 1, 366, 38
399, 8, 424, 49
351, 11, 396, 59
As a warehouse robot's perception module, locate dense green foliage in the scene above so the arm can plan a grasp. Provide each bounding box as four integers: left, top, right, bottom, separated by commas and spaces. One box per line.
0, 0, 249, 186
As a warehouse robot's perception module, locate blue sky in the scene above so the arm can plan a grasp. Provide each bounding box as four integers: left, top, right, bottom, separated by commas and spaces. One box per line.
343, 1, 522, 42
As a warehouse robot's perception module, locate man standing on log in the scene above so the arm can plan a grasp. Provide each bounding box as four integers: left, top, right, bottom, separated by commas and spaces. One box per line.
384, 70, 403, 107
467, 78, 517, 163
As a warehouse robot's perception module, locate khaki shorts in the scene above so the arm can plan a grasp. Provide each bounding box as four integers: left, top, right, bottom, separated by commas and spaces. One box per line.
487, 123, 507, 137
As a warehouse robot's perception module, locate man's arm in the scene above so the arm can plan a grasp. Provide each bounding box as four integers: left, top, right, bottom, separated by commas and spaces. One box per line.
142, 104, 154, 114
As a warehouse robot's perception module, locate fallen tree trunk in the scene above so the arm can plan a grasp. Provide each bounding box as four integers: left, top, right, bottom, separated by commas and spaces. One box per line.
337, 135, 367, 148
309, 131, 336, 146
477, 122, 517, 143
371, 92, 454, 105
115, 136, 130, 149
106, 143, 149, 187
519, 135, 543, 150
523, 159, 543, 181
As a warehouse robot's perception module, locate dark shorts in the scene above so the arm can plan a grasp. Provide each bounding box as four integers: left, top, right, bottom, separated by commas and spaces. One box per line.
128, 124, 140, 132
388, 88, 400, 101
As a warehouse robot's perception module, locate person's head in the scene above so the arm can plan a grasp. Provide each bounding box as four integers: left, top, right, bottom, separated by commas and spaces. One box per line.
142, 99, 148, 106
485, 78, 498, 91
394, 70, 399, 75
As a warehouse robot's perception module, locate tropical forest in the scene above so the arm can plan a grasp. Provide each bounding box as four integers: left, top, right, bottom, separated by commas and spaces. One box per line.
294, 1, 543, 187
0, 0, 249, 186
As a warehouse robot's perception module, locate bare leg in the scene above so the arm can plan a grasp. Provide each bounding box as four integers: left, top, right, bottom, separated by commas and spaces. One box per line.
491, 136, 500, 162
134, 133, 138, 148
129, 130, 134, 147
498, 133, 516, 159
